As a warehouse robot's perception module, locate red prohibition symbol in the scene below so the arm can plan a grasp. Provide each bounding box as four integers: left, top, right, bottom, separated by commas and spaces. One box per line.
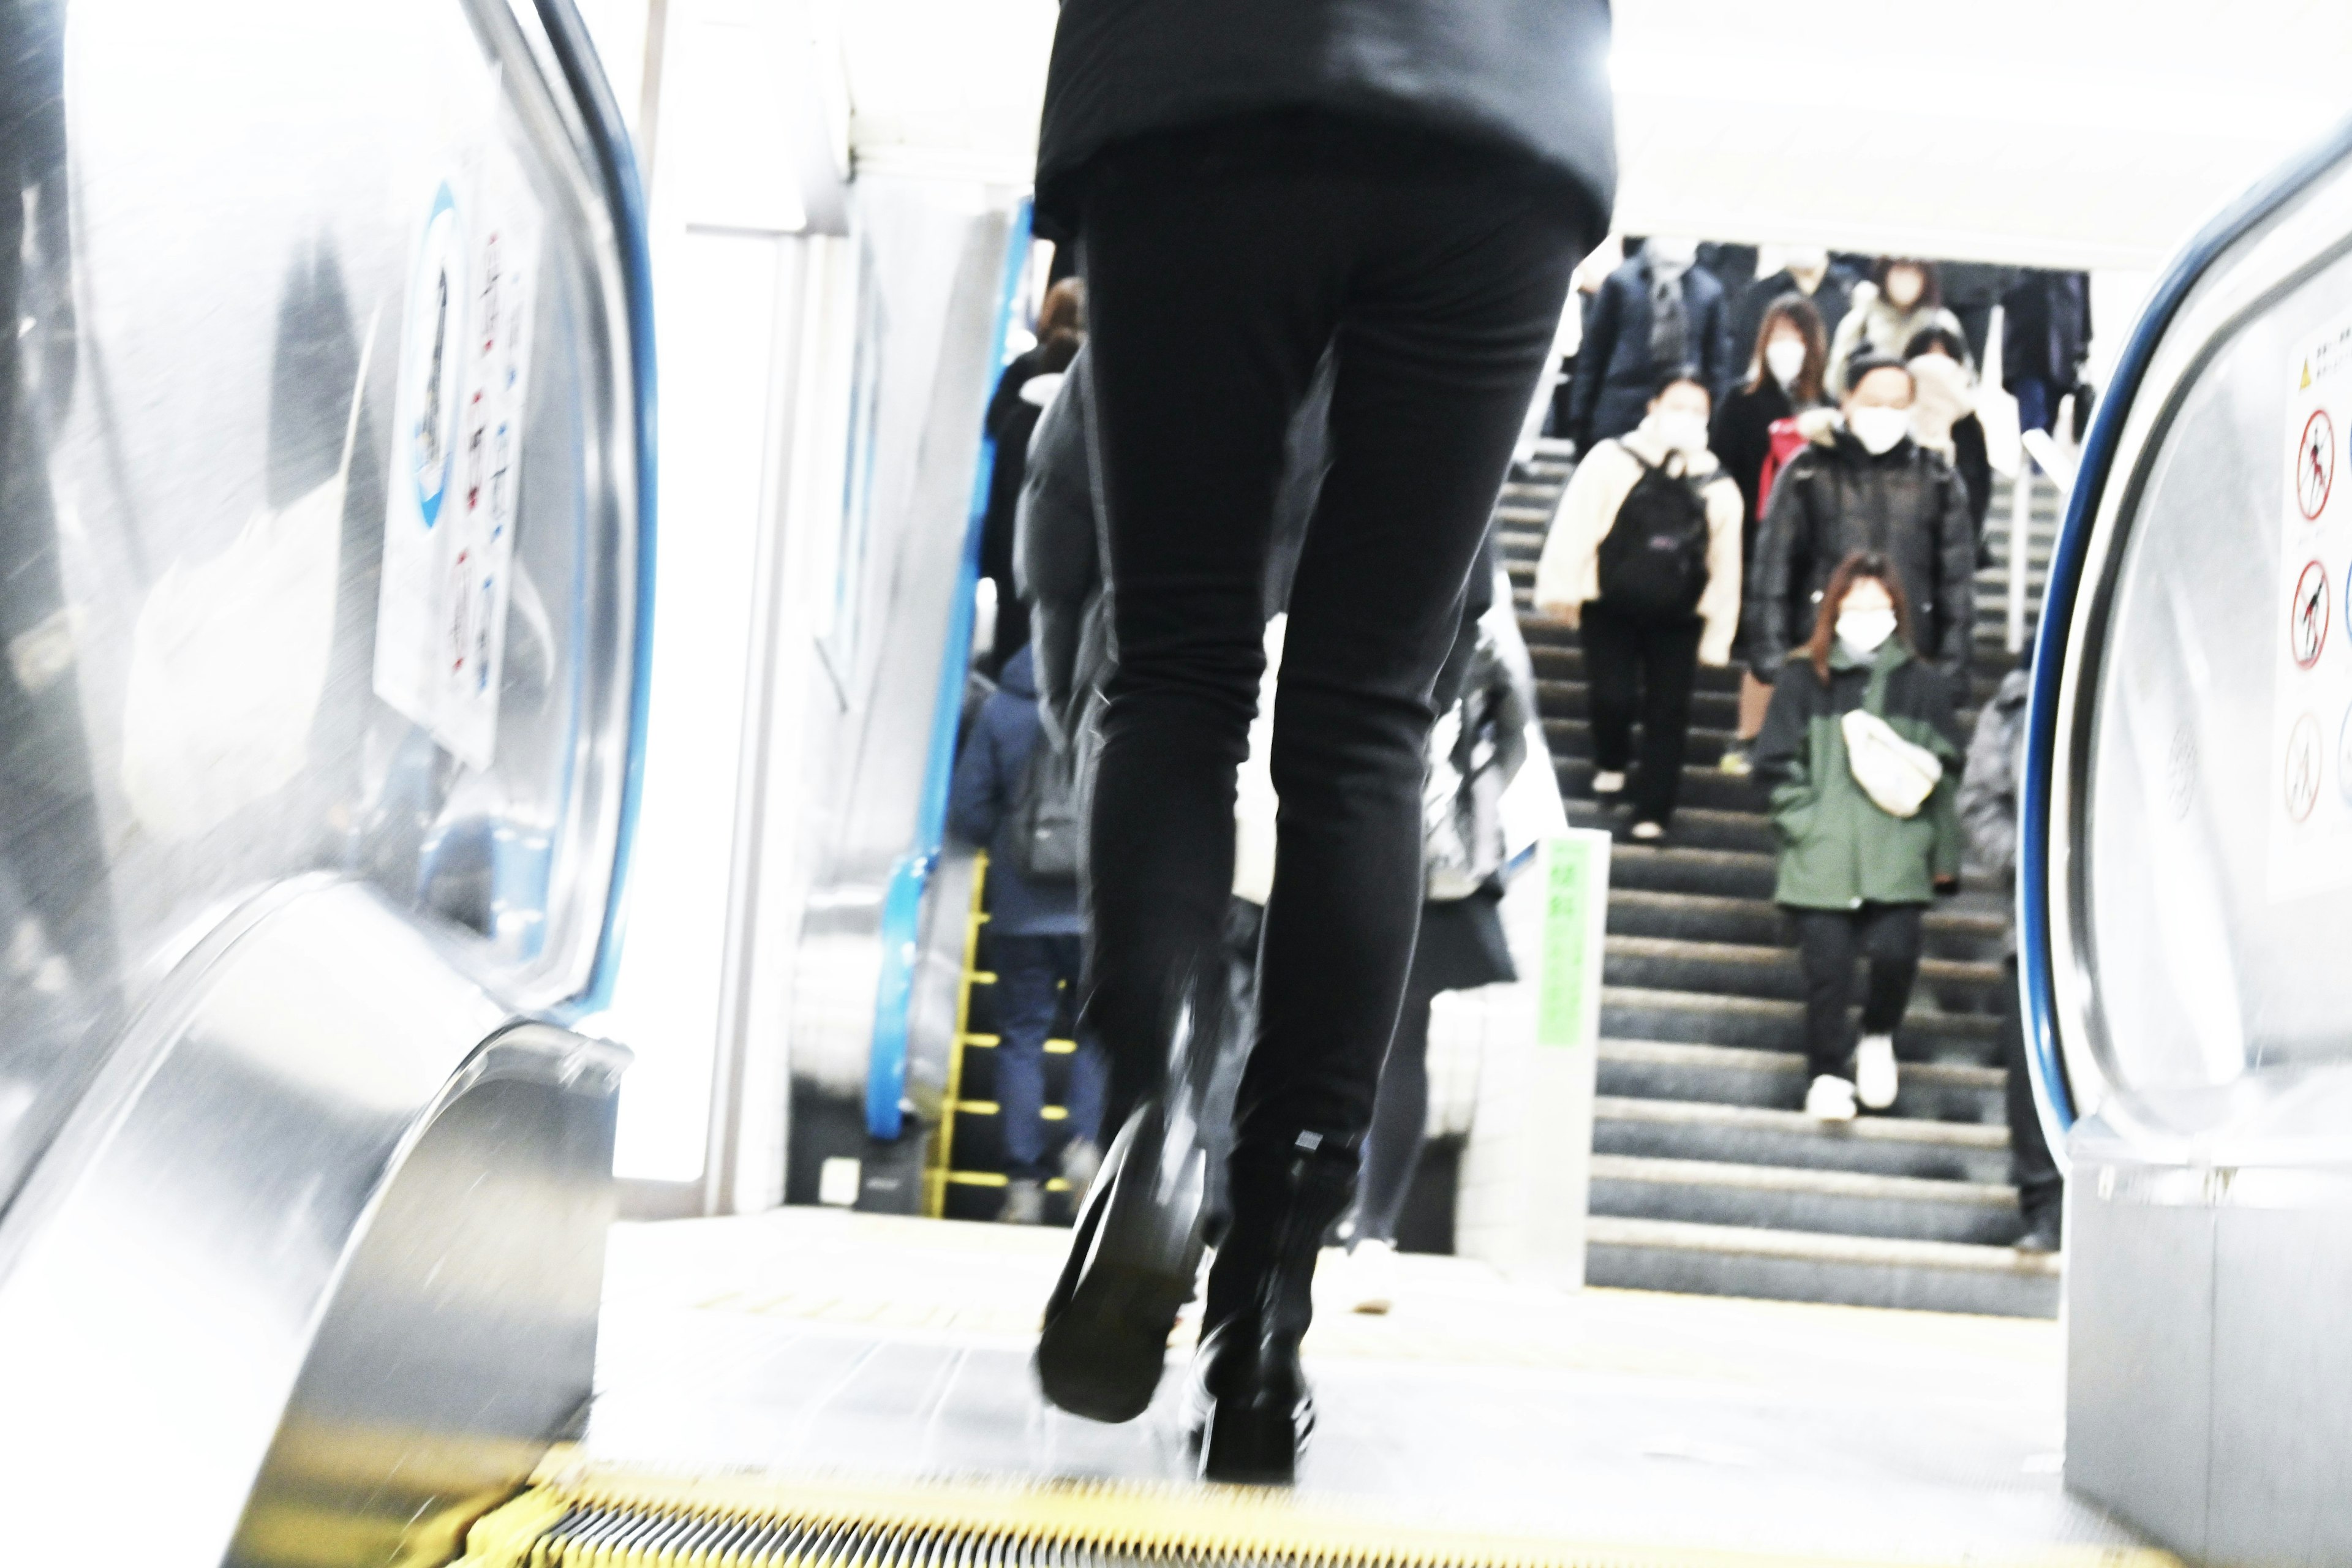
2293, 559, 2330, 668
2299, 409, 2335, 521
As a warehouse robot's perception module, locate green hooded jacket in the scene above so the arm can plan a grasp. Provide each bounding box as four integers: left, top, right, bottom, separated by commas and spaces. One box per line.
1752, 639, 1965, 910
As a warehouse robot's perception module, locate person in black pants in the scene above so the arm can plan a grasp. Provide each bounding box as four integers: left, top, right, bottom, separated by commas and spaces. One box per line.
1959, 660, 2063, 1251
1027, 0, 1614, 1486
1532, 369, 1743, 840
1753, 554, 1964, 1123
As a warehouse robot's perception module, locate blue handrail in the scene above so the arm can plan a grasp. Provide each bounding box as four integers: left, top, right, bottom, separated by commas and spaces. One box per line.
865, 203, 1036, 1139
2020, 111, 2352, 1161
533, 0, 659, 1019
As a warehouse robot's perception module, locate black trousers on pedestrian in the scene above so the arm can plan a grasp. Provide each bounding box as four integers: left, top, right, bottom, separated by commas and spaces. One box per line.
1079, 113, 1590, 1155
1578, 603, 1702, 826
2000, 955, 2062, 1219
1354, 979, 1438, 1245
1787, 903, 1923, 1080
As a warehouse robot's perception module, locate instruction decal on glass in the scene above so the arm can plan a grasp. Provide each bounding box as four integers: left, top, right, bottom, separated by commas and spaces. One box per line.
373, 141, 543, 770
2271, 308, 2352, 897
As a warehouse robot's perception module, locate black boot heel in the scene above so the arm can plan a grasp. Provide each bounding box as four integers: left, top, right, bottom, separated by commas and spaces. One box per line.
1199, 1386, 1311, 1485
1035, 1099, 1208, 1422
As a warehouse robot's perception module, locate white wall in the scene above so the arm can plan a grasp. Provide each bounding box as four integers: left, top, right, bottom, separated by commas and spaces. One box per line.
578, 0, 852, 1198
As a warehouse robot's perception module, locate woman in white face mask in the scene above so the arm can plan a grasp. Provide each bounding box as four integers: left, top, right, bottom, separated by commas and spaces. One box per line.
1826, 257, 1969, 399
1708, 296, 1830, 778
1533, 366, 1744, 842
1751, 551, 1964, 1123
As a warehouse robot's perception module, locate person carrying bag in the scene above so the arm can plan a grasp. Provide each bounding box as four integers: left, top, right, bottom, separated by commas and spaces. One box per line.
1752, 550, 1963, 1124
1533, 364, 1743, 843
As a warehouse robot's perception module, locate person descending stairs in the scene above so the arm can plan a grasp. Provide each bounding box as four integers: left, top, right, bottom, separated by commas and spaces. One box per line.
1499, 437, 2060, 1317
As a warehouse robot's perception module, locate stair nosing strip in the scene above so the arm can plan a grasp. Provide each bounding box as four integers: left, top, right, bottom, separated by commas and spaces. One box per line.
1593, 1094, 2010, 1149
1583, 1215, 2061, 1276
1588, 1153, 2018, 1206
1596, 1036, 2005, 1088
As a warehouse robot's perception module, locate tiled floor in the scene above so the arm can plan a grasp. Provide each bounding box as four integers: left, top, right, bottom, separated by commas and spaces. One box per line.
587, 1208, 2165, 1565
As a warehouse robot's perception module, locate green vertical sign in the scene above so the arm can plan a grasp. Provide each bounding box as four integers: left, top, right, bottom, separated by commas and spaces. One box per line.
1536, 834, 1604, 1049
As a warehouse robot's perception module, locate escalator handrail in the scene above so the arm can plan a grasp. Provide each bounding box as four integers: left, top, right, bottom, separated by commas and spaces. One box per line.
532, 0, 658, 1017
865, 204, 1037, 1139
2021, 111, 2352, 1163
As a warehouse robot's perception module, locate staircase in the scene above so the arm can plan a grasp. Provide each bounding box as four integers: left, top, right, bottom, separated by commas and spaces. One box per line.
1497, 439, 2060, 1317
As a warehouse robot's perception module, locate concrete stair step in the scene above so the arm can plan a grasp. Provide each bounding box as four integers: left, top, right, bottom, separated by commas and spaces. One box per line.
1588, 1153, 2023, 1246
1556, 758, 1765, 814
1583, 1215, 2059, 1316
1596, 1036, 2005, 1123
1602, 983, 1999, 1059
1538, 680, 1739, 729
1603, 935, 2005, 1008
1604, 887, 2005, 957
1591, 1095, 2011, 1183
1546, 717, 1737, 767
1567, 801, 1771, 854
1602, 843, 1780, 900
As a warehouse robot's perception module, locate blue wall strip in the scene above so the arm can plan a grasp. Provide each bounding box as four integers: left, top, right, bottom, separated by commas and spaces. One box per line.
2021, 111, 2352, 1159
865, 203, 1036, 1140
535, 0, 659, 1020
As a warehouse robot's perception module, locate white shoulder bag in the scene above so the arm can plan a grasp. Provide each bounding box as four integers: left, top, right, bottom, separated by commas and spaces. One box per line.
1842, 704, 1942, 819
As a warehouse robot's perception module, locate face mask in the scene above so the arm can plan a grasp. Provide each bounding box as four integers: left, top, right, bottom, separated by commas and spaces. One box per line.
1848, 405, 1911, 454
1838, 607, 1898, 654
1653, 409, 1709, 454
1765, 339, 1807, 388
1883, 271, 1924, 309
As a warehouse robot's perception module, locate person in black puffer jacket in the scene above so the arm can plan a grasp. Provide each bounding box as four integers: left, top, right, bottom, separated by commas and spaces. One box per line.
1027, 0, 1614, 1483
1746, 353, 1977, 686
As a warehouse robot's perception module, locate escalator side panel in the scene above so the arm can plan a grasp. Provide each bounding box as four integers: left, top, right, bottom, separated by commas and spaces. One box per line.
0, 881, 622, 1566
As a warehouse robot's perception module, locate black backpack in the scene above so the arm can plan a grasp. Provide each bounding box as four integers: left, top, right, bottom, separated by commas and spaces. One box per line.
1596, 452, 1711, 617
1008, 736, 1081, 884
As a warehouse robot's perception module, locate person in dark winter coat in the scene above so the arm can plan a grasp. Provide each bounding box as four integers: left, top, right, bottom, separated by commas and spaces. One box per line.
1746, 355, 1977, 685
978, 281, 1085, 676
1956, 660, 2063, 1252
1728, 249, 1856, 382
2001, 270, 2092, 438
1567, 238, 1735, 450
946, 645, 1105, 1224
1754, 552, 1963, 1124
1712, 296, 1830, 779
1025, 0, 1614, 1477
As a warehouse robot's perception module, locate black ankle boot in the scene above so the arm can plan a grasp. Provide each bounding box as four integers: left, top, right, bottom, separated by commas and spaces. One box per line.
1187, 1133, 1357, 1484
1035, 963, 1233, 1423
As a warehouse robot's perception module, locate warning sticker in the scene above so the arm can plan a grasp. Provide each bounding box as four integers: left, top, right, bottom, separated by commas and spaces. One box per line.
372, 137, 544, 770
2269, 308, 2352, 897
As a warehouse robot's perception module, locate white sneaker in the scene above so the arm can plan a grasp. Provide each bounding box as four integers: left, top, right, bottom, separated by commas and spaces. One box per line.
1344, 1238, 1398, 1315
1855, 1035, 1898, 1110
1591, 769, 1626, 797
1629, 820, 1664, 842
1805, 1075, 1858, 1122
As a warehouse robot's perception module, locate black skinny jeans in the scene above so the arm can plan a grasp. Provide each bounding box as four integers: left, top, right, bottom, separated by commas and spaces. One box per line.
1787, 903, 1923, 1080
1079, 116, 1587, 1154
1578, 603, 1702, 826
1355, 980, 1438, 1245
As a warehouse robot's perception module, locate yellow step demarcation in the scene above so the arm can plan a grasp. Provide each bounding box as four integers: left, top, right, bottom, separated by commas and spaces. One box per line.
959, 1033, 1079, 1054
451, 1453, 2184, 1568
